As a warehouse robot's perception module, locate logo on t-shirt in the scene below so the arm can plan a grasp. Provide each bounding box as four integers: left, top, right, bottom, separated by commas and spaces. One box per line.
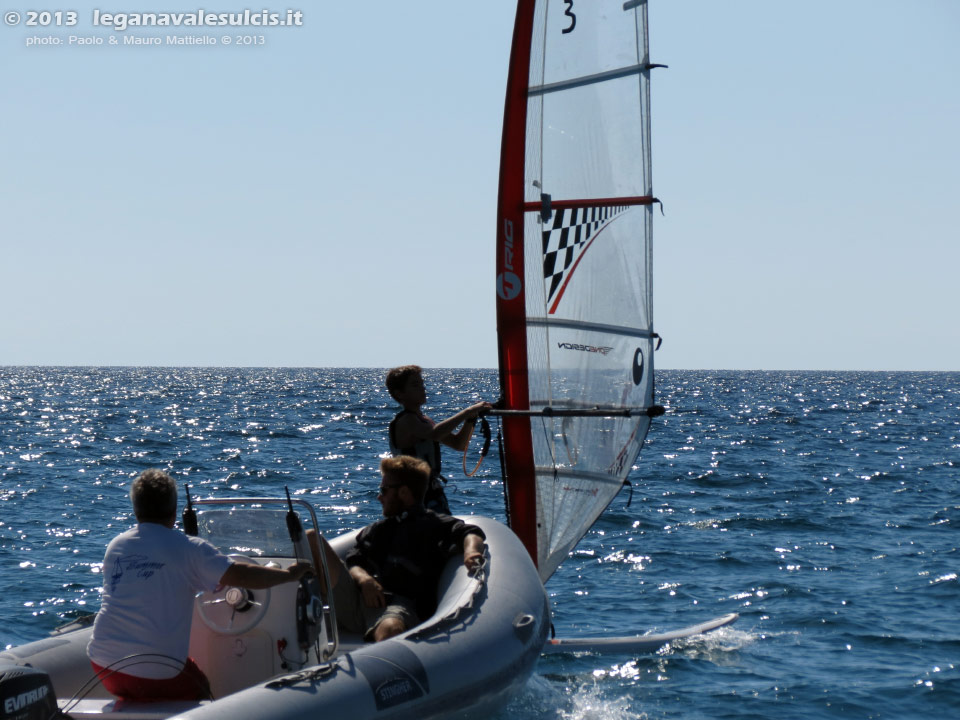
110, 554, 166, 591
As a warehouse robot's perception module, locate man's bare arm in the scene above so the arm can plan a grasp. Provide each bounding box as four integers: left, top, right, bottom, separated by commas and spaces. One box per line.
396, 402, 491, 449
349, 565, 387, 608
220, 561, 312, 589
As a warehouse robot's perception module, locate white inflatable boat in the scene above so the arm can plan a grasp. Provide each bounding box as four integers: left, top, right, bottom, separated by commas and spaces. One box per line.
0, 498, 549, 720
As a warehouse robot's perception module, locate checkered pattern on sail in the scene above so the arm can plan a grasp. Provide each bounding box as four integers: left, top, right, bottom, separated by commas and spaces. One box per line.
542, 205, 628, 305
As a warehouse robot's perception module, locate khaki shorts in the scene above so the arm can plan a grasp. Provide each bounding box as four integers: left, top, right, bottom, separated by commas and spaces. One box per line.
331, 558, 419, 641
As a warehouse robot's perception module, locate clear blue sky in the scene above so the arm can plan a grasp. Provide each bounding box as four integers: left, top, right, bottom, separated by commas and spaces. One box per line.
2, 1, 957, 370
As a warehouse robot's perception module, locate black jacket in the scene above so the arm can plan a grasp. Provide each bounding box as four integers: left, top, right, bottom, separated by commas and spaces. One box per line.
345, 505, 484, 619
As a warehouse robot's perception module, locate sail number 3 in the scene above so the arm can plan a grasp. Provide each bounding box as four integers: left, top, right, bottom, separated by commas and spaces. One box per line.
562, 0, 576, 34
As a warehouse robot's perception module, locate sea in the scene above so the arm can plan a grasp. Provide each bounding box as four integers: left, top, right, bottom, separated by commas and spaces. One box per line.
1, 367, 957, 720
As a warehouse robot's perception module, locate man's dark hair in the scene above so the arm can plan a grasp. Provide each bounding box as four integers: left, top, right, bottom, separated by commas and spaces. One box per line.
385, 365, 422, 402
380, 455, 430, 502
130, 469, 178, 522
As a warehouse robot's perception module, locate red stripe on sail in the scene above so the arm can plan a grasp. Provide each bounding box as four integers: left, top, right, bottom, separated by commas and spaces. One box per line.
495, 0, 538, 566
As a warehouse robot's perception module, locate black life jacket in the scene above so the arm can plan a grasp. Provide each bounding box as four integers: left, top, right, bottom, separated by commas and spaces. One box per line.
388, 410, 450, 514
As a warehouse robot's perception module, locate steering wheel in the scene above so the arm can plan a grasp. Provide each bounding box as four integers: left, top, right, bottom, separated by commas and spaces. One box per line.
196, 554, 271, 635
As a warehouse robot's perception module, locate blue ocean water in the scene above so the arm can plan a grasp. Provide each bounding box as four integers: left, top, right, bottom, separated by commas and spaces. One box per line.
1, 367, 957, 719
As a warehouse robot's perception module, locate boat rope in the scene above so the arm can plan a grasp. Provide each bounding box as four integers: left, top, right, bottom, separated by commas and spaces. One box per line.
462, 416, 491, 477
59, 653, 213, 716
405, 553, 488, 642
265, 661, 338, 688
496, 420, 510, 524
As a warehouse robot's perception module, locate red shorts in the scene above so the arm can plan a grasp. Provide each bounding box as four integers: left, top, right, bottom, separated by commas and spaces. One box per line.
90, 658, 211, 702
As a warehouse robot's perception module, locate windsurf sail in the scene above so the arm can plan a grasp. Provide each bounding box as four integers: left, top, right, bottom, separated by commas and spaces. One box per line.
495, 0, 662, 582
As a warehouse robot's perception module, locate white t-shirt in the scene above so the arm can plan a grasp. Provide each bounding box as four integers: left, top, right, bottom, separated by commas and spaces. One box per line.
87, 522, 231, 678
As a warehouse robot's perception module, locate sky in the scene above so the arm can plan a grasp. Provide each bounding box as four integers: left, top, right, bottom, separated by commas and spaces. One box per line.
2, 1, 958, 370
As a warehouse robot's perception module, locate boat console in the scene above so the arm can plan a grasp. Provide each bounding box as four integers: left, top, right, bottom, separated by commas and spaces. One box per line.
184, 498, 340, 698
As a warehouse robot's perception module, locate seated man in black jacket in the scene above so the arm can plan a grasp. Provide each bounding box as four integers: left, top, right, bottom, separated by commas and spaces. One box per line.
327, 455, 485, 642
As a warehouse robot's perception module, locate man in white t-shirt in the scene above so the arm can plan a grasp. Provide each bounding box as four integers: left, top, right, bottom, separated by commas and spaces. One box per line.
87, 469, 312, 702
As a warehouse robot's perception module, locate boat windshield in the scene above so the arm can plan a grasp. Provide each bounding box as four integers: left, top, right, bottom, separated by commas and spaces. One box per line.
195, 506, 306, 558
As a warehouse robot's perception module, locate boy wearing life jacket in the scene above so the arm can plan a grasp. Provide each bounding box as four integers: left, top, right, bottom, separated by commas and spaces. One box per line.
385, 365, 490, 514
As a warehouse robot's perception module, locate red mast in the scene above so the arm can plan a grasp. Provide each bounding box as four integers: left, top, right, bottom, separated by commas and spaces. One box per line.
495, 0, 538, 567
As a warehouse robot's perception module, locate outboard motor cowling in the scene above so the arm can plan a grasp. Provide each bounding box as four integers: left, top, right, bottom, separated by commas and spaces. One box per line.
0, 664, 57, 720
